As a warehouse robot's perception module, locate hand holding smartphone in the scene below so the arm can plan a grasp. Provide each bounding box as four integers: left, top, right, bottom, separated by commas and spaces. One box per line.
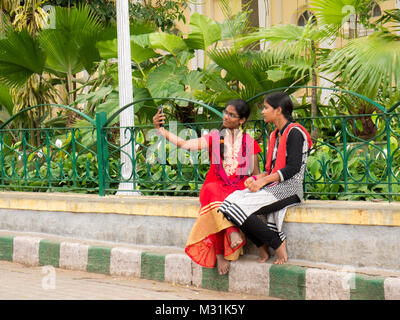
158, 105, 164, 127
153, 105, 165, 129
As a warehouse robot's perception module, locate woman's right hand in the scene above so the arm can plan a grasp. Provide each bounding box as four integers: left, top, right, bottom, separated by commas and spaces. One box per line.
244, 176, 255, 189
153, 108, 166, 129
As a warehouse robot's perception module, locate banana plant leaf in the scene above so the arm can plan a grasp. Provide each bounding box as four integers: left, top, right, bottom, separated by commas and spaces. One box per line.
185, 12, 221, 50
131, 32, 188, 57
96, 38, 160, 65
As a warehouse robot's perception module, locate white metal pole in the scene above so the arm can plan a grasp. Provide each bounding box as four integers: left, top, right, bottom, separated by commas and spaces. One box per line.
258, 0, 269, 50
116, 0, 139, 195
189, 1, 204, 70
396, 0, 400, 36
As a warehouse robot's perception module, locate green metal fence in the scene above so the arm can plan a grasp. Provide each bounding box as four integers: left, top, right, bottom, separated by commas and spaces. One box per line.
302, 112, 400, 201
0, 87, 399, 201
0, 126, 99, 193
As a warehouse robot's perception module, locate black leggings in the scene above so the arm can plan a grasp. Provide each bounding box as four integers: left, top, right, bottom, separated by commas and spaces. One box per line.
239, 195, 300, 250
240, 215, 282, 250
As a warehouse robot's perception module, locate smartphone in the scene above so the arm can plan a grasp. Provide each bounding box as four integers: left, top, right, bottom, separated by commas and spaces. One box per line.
158, 105, 164, 127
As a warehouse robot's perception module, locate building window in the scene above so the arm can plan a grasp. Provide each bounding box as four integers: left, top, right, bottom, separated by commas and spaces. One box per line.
370, 2, 382, 17
297, 10, 317, 26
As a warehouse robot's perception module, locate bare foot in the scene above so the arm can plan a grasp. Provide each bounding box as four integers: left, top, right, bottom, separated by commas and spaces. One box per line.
216, 254, 230, 275
229, 231, 243, 249
274, 239, 288, 265
258, 244, 269, 263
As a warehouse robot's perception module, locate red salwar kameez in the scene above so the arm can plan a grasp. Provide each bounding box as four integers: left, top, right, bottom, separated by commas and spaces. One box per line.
185, 129, 261, 267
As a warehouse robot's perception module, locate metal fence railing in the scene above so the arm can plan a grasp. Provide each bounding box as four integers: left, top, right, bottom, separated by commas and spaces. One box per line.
1, 114, 399, 201
0, 88, 399, 201
301, 112, 400, 201
0, 126, 98, 193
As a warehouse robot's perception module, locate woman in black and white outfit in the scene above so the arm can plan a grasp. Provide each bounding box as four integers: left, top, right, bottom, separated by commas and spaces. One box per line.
218, 92, 312, 264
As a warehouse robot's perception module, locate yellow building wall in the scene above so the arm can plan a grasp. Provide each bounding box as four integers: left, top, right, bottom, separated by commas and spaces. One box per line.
264, 0, 398, 96
179, 0, 243, 33
270, 0, 398, 27
180, 0, 397, 33
203, 0, 242, 22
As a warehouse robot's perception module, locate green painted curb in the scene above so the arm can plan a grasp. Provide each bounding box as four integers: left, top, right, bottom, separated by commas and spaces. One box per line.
350, 274, 385, 300
202, 267, 229, 292
141, 252, 165, 282
0, 236, 14, 261
39, 239, 60, 267
87, 246, 111, 275
0, 234, 397, 300
269, 264, 306, 300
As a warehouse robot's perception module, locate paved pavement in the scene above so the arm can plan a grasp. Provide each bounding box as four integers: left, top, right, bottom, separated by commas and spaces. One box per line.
0, 260, 273, 300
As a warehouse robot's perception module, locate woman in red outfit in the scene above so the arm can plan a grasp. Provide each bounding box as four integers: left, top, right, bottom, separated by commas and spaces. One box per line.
153, 100, 261, 275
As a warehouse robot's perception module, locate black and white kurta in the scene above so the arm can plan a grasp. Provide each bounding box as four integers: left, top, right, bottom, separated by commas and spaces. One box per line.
218, 121, 310, 242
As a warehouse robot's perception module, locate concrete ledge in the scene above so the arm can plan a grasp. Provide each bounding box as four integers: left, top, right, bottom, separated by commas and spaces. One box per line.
1, 234, 399, 300
0, 191, 399, 226
0, 192, 200, 218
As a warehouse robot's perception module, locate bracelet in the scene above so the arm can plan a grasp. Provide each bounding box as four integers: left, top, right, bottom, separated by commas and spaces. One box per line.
156, 127, 164, 136
251, 175, 257, 181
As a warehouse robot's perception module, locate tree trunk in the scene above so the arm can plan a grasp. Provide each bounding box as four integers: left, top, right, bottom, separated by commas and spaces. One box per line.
311, 69, 318, 139
66, 71, 73, 105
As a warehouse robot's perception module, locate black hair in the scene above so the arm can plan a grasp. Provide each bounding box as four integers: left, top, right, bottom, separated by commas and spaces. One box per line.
220, 99, 251, 161
264, 92, 294, 122
226, 99, 251, 121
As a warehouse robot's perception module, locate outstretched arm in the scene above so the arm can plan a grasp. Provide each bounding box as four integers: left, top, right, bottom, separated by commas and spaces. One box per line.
153, 108, 208, 151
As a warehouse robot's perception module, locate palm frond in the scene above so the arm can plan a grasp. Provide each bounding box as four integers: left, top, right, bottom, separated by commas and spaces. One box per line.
310, 0, 386, 34
39, 28, 84, 76
375, 9, 400, 32
282, 57, 314, 79
39, 5, 105, 75
202, 48, 309, 106
235, 22, 328, 61
193, 65, 235, 104
311, 0, 358, 27
208, 48, 263, 91
0, 29, 45, 88
220, 11, 252, 40
322, 30, 400, 100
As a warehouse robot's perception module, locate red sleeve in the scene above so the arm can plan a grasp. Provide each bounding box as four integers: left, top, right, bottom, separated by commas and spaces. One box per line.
244, 134, 261, 155
253, 139, 261, 155
203, 129, 220, 150
203, 133, 212, 147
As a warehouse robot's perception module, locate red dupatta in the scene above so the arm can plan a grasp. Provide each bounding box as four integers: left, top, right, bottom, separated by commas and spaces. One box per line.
265, 123, 312, 175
